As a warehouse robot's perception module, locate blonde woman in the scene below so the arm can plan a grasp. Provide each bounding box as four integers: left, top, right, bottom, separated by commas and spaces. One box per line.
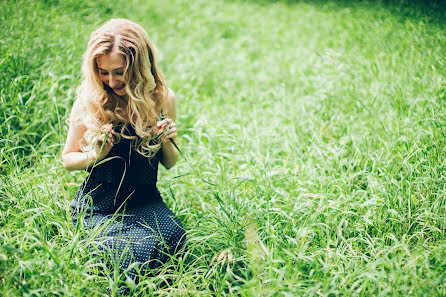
62, 19, 185, 285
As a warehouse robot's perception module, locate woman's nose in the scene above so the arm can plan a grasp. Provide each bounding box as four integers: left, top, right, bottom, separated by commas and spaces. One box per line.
109, 76, 118, 88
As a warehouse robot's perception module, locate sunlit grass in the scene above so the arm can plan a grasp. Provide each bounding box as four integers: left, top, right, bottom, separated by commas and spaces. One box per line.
1, 0, 445, 296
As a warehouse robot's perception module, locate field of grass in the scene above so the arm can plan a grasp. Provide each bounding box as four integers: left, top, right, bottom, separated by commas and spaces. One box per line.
1, 0, 445, 295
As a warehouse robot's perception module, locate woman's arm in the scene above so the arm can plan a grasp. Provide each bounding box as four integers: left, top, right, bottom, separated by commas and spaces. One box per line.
158, 89, 179, 169
62, 123, 116, 171
62, 101, 115, 171
62, 122, 94, 171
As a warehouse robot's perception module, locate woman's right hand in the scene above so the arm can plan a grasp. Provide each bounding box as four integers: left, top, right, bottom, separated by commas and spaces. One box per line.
93, 124, 116, 161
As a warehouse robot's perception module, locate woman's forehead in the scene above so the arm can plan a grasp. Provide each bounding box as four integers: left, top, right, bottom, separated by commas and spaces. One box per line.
97, 52, 125, 70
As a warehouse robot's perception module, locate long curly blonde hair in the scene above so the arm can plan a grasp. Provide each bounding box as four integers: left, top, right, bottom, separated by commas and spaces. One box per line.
71, 18, 167, 157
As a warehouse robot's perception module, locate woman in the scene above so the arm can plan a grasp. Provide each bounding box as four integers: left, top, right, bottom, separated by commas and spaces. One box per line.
62, 19, 185, 283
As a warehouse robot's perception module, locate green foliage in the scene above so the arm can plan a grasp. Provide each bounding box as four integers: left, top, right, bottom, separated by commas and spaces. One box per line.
1, 0, 445, 296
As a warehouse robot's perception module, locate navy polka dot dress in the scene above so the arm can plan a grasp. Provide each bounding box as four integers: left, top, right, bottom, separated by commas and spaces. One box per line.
70, 124, 185, 280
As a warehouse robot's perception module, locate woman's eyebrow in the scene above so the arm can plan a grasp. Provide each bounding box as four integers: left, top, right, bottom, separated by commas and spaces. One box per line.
98, 67, 124, 71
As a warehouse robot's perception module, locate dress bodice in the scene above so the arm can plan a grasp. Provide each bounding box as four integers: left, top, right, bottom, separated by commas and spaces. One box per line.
86, 124, 161, 186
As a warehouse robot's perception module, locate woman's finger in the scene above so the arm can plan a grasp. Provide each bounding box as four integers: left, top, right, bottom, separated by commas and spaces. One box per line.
156, 120, 166, 128
162, 121, 175, 130
167, 132, 176, 138
101, 123, 115, 134
158, 118, 173, 126
97, 133, 113, 146
160, 127, 176, 137
163, 131, 177, 141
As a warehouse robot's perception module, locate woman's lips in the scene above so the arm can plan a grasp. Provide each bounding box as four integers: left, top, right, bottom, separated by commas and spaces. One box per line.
113, 84, 125, 92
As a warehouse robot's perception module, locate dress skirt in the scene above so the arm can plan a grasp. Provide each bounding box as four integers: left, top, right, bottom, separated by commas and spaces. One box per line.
70, 180, 186, 280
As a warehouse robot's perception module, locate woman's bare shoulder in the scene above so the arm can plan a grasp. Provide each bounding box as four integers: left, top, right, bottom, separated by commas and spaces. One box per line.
163, 88, 177, 118
167, 88, 176, 103
71, 97, 90, 116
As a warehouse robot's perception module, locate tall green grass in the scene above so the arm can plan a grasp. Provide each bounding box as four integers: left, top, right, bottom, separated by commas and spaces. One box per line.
1, 0, 445, 295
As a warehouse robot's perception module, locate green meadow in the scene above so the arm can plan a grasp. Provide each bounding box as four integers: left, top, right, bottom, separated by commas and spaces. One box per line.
1, 0, 445, 295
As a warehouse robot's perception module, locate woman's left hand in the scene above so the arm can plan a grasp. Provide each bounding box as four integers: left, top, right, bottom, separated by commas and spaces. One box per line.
157, 118, 177, 144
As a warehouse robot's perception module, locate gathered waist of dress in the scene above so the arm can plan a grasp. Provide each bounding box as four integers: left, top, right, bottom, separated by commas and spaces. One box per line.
82, 177, 158, 190
78, 178, 161, 202
85, 158, 159, 186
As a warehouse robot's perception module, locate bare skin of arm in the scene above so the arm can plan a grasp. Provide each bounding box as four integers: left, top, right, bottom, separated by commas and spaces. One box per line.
62, 123, 115, 171
62, 101, 115, 171
157, 89, 179, 169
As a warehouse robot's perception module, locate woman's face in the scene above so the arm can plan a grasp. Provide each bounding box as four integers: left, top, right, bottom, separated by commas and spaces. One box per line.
97, 52, 127, 96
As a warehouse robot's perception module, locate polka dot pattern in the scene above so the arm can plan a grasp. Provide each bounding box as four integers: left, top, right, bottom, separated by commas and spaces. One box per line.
70, 125, 185, 281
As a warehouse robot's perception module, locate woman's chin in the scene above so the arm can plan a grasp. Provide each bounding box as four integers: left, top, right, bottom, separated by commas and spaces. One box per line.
115, 90, 126, 96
